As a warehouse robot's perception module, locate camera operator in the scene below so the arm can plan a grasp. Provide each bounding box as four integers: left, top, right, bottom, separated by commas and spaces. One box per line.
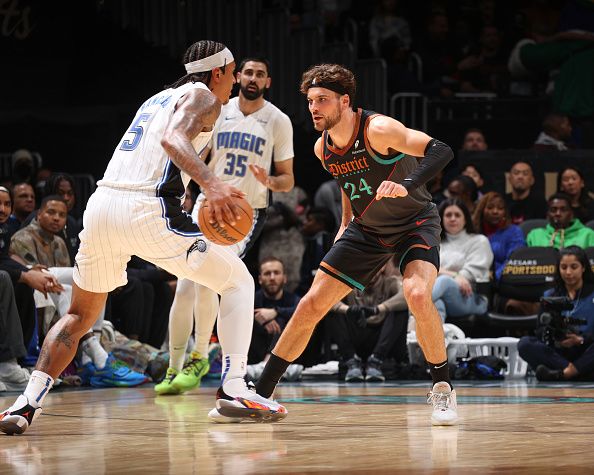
518, 246, 594, 381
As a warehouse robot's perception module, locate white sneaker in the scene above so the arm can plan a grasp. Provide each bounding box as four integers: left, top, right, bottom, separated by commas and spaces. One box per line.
207, 408, 242, 424
282, 364, 303, 382
0, 395, 43, 435
213, 377, 287, 422
427, 382, 458, 426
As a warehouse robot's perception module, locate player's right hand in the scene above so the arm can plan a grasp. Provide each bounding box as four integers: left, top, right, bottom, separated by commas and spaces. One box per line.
375, 181, 408, 200
203, 181, 246, 227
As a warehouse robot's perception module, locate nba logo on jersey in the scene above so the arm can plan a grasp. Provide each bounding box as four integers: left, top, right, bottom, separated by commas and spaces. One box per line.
355, 140, 359, 148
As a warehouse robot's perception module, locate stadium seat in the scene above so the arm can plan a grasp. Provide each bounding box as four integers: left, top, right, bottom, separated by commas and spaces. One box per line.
519, 219, 548, 238
486, 246, 558, 333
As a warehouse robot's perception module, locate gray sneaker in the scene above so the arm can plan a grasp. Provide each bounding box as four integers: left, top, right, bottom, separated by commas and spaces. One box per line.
365, 355, 385, 382
345, 356, 364, 382
0, 360, 30, 391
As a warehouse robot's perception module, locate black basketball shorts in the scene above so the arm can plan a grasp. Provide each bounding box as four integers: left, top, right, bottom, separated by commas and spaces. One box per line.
319, 209, 441, 291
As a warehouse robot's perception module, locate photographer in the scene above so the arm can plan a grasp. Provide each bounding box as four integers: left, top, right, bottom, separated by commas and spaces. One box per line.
518, 246, 594, 381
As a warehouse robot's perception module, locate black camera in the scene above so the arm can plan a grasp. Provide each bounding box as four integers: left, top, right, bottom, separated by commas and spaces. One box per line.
537, 296, 587, 347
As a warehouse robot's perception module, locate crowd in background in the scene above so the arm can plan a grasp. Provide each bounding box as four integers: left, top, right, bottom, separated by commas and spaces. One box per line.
2, 0, 594, 390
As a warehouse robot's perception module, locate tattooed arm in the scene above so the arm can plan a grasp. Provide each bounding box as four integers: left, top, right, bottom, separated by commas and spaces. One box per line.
161, 88, 244, 226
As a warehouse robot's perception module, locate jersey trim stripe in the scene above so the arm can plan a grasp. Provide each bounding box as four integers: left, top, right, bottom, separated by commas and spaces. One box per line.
157, 159, 202, 237
319, 261, 365, 290
323, 109, 362, 156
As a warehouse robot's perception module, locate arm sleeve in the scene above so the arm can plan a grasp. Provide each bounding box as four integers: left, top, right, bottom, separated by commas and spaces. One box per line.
401, 139, 453, 192
458, 235, 494, 283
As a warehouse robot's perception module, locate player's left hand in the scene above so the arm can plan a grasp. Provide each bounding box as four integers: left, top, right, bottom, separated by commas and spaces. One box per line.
375, 181, 408, 200
249, 164, 272, 188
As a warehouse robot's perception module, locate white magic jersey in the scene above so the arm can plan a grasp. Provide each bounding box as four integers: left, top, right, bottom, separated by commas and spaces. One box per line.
98, 81, 213, 197
208, 97, 293, 209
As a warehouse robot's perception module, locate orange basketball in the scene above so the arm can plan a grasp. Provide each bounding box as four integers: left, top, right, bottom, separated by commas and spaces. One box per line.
198, 196, 253, 246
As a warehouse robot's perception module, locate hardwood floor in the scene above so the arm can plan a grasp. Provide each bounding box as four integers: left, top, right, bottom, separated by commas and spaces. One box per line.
2, 381, 593, 474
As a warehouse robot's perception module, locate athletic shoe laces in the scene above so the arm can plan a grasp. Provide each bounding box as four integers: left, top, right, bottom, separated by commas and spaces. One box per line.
427, 390, 451, 411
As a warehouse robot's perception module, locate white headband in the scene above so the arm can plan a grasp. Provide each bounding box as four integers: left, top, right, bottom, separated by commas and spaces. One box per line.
184, 47, 234, 74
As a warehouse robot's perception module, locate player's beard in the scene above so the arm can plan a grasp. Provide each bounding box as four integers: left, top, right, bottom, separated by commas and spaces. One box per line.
314, 104, 342, 131
241, 82, 266, 100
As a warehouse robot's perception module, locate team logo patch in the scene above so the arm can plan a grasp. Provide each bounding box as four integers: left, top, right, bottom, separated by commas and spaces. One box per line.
187, 239, 207, 260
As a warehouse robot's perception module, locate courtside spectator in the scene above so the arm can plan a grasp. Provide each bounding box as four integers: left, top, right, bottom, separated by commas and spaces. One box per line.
526, 193, 594, 249
505, 161, 546, 224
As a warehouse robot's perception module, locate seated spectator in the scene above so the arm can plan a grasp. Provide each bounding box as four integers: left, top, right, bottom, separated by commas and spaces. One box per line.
314, 179, 341, 233
446, 175, 478, 214
328, 259, 408, 382
247, 257, 302, 381
504, 161, 546, 224
432, 198, 493, 322
368, 0, 411, 58
557, 166, 594, 223
11, 149, 37, 185
461, 128, 488, 152
0, 270, 30, 391
462, 163, 488, 200
126, 256, 175, 348
533, 113, 572, 151
296, 207, 335, 297
22, 173, 83, 264
456, 25, 508, 94
427, 169, 447, 207
415, 11, 459, 97
10, 195, 146, 387
526, 193, 594, 249
518, 246, 594, 381
0, 187, 59, 346
473, 192, 526, 281
11, 183, 35, 227
44, 173, 82, 262
258, 190, 306, 293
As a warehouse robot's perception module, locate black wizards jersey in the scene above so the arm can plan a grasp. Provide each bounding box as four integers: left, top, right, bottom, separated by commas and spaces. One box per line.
321, 108, 434, 234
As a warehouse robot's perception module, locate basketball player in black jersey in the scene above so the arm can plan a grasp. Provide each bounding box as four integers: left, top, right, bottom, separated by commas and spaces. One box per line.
255, 64, 457, 425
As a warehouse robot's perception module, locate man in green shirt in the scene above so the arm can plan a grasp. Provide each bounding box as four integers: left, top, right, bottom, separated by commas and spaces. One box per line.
527, 193, 594, 249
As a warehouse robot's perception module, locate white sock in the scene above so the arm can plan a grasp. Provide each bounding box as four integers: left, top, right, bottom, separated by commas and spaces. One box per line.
221, 354, 247, 383
22, 370, 54, 407
168, 279, 195, 371
81, 353, 92, 366
80, 334, 108, 369
193, 285, 219, 357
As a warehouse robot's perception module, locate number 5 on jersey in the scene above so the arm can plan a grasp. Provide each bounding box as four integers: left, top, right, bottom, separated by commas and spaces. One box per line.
344, 178, 373, 201
120, 113, 151, 151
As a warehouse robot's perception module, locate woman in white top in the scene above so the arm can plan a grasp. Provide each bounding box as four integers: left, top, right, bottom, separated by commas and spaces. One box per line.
432, 198, 494, 322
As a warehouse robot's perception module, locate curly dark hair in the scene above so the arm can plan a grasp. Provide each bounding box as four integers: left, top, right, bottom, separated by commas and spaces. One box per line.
165, 40, 229, 89
300, 64, 356, 106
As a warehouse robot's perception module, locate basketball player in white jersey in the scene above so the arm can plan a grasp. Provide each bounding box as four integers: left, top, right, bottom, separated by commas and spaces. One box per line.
0, 41, 286, 435
155, 57, 294, 418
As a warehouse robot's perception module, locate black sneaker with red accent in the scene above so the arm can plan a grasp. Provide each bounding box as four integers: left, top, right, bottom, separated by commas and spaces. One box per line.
0, 395, 42, 435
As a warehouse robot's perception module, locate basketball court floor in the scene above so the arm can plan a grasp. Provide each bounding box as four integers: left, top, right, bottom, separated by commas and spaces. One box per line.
2, 379, 593, 474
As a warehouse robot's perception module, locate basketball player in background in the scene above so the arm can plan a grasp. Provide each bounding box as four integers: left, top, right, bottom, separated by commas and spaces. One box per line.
155, 57, 295, 416
0, 40, 286, 435
253, 64, 458, 426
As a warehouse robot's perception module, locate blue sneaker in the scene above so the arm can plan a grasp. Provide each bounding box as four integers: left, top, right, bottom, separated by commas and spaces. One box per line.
90, 355, 149, 388
77, 362, 97, 386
